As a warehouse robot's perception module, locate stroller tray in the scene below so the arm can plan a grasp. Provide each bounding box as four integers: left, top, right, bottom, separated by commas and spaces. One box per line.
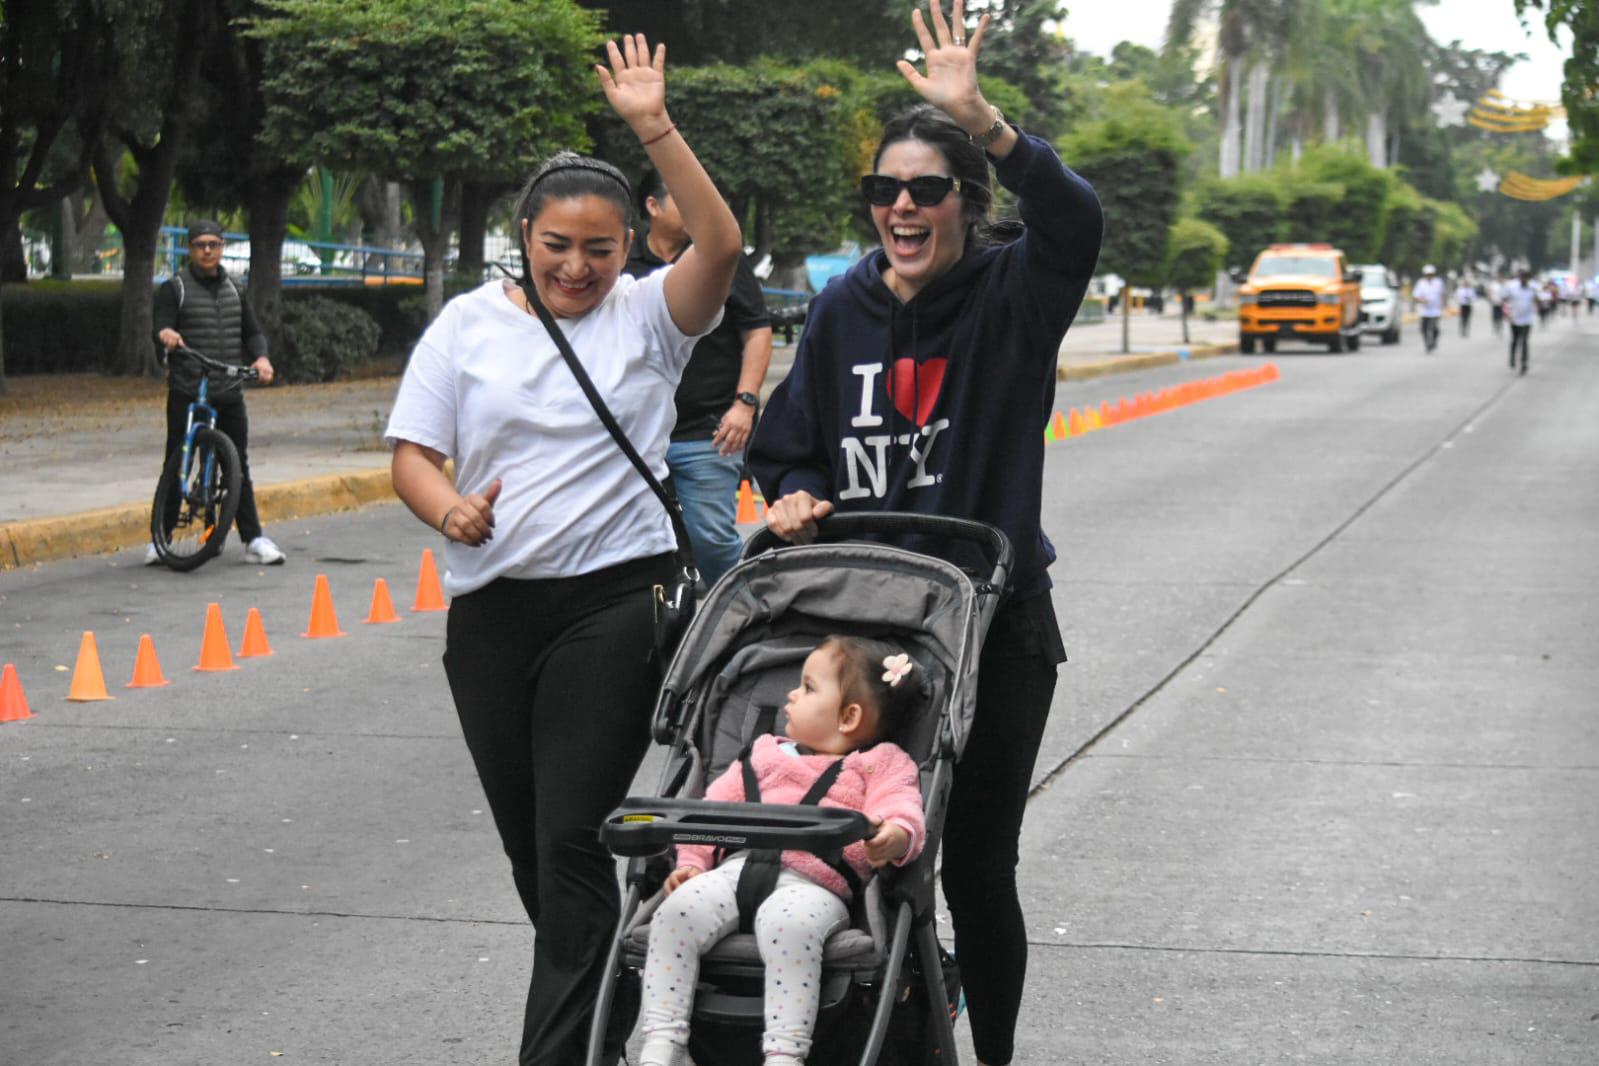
601, 797, 871, 858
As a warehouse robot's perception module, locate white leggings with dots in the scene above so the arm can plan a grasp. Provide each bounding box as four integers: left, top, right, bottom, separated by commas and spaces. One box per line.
639, 856, 850, 1066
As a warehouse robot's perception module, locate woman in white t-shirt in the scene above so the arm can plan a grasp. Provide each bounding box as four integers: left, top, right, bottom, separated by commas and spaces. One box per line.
384, 34, 741, 1066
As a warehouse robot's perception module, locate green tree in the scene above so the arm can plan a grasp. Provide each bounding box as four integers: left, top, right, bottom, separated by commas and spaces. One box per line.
1514, 0, 1599, 171
1064, 83, 1191, 352
593, 61, 857, 275
0, 0, 118, 388
1298, 144, 1397, 261
90, 0, 218, 376
1166, 217, 1229, 341
250, 0, 603, 319
1191, 173, 1286, 270
173, 0, 314, 350
573, 0, 907, 67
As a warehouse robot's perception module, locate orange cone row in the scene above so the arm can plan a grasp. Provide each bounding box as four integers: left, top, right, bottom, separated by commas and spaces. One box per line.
1045, 362, 1280, 444
2, 548, 451, 722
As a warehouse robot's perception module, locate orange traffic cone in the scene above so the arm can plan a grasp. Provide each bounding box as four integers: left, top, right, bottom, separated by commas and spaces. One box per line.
412, 549, 447, 612
1, 663, 33, 722
126, 634, 170, 688
365, 578, 401, 624
1069, 408, 1085, 435
238, 608, 274, 658
66, 631, 114, 701
196, 603, 239, 672
1051, 410, 1068, 439
736, 480, 759, 524
302, 574, 347, 638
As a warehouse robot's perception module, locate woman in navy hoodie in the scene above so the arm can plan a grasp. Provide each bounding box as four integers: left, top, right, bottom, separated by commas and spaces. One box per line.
747, 3, 1103, 1062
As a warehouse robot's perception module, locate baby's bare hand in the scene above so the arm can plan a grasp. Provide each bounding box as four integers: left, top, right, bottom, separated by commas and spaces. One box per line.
663, 866, 700, 896
864, 819, 911, 868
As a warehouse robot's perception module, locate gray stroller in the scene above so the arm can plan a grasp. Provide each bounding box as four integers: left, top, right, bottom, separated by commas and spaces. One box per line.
588, 512, 1013, 1066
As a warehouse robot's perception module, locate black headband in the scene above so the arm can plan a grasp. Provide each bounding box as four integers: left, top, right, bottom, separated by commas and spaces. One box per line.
528, 155, 631, 199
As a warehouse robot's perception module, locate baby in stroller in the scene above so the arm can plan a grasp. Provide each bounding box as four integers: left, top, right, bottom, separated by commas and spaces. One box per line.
638, 635, 930, 1066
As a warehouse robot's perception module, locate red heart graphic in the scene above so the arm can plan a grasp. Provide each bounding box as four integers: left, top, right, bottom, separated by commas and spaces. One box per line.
888, 358, 947, 426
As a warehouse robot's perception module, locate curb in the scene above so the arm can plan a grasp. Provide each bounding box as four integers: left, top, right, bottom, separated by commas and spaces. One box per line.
5, 342, 1243, 573
1060, 341, 1237, 381
0, 467, 396, 572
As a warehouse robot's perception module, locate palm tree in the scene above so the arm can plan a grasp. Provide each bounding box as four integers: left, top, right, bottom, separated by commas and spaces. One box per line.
1168, 0, 1301, 175
1330, 0, 1435, 167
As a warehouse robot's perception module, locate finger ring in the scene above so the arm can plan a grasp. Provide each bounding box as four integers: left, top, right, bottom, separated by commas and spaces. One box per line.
954, 35, 966, 45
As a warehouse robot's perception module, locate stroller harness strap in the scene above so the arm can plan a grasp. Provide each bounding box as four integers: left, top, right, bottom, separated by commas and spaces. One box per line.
730, 742, 864, 933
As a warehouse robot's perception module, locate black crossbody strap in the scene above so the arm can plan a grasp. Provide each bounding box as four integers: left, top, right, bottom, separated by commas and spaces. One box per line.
521, 280, 696, 569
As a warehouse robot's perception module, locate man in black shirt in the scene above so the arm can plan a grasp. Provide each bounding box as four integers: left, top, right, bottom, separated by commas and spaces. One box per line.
627, 170, 772, 586
148, 220, 285, 565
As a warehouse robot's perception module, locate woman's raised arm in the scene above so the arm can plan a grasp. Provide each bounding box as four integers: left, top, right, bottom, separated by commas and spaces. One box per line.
597, 34, 741, 335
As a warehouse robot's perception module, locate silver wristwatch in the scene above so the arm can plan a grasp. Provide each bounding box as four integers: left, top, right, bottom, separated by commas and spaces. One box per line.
970, 108, 1007, 149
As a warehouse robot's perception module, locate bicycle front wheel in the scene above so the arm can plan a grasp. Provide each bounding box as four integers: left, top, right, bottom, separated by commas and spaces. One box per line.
150, 425, 242, 572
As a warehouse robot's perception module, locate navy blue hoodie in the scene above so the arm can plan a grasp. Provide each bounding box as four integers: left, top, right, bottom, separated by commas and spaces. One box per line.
748, 129, 1103, 597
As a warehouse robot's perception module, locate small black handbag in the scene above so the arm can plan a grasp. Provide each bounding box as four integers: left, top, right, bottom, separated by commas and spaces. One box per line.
521, 281, 699, 667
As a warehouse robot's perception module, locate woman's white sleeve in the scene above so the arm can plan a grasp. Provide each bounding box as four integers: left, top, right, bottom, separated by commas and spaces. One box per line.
384, 338, 457, 456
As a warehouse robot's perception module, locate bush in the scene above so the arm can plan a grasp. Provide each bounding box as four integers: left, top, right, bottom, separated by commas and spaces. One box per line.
275, 295, 382, 383
1, 280, 123, 373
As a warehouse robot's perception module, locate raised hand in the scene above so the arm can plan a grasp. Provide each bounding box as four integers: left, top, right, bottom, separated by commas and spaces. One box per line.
595, 33, 669, 137
895, 0, 992, 127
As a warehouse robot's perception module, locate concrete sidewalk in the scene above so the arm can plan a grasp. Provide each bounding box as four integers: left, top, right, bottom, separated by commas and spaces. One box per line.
0, 310, 1238, 570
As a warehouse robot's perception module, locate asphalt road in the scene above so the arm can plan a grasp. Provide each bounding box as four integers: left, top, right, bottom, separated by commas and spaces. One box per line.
3, 314, 1596, 1064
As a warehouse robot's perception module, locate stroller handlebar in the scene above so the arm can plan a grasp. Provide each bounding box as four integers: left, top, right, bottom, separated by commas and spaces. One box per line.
742, 511, 1013, 589
601, 797, 872, 859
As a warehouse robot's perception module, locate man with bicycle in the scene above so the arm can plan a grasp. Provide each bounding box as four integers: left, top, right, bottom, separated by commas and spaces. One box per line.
148, 219, 286, 566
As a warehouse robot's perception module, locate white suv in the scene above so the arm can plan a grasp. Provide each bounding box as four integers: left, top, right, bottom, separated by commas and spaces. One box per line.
1356, 264, 1401, 345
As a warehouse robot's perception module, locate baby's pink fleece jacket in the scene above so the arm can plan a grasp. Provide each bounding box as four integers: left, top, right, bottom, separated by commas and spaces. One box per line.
675, 733, 926, 901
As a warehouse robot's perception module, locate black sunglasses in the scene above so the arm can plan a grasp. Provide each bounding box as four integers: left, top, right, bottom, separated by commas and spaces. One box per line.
859, 174, 962, 207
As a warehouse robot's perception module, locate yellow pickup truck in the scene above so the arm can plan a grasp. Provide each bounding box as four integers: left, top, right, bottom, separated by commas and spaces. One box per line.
1237, 243, 1364, 353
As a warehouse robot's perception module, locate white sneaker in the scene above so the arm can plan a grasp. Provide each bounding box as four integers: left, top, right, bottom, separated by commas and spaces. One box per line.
144, 542, 161, 566
245, 536, 287, 565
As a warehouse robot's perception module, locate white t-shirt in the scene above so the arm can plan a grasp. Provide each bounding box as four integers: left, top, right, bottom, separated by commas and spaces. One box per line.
1454, 284, 1475, 306
385, 274, 721, 595
1503, 280, 1537, 326
1414, 277, 1445, 318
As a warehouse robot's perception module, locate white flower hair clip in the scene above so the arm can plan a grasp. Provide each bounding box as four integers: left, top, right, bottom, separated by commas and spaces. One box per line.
881, 653, 913, 687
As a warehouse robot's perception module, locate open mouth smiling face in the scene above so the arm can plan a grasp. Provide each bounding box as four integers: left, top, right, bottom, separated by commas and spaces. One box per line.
522, 195, 631, 318
871, 140, 967, 299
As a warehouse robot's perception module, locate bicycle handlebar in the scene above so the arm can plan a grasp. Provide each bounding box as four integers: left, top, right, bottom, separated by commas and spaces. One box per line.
170, 345, 261, 381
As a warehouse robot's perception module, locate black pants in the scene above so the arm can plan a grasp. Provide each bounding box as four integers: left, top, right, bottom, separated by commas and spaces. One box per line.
443, 553, 671, 1066
940, 592, 1065, 1066
1509, 324, 1531, 372
1491, 305, 1504, 336
1421, 316, 1440, 352
1458, 304, 1472, 336
162, 389, 262, 544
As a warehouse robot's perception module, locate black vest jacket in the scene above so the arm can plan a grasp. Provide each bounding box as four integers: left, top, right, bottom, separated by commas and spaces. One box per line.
168, 265, 246, 399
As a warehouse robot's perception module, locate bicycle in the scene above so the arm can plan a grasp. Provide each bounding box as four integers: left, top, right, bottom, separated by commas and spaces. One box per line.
149, 346, 259, 571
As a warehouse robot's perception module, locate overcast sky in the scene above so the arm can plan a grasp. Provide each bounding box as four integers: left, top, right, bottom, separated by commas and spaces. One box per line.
1058, 0, 1573, 140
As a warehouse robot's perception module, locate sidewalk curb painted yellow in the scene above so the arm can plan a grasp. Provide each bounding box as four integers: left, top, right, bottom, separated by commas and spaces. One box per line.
5, 342, 1246, 572
0, 468, 396, 572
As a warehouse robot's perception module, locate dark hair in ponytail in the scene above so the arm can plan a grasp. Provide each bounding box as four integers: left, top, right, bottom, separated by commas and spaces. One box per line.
819, 635, 929, 746
872, 104, 1019, 248
510, 151, 634, 282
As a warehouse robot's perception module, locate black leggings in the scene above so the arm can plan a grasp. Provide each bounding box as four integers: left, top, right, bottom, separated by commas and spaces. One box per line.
163, 389, 262, 543
940, 592, 1064, 1065
443, 553, 672, 1066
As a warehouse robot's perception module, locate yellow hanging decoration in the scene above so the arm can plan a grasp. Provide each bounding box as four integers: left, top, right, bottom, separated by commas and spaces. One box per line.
1469, 89, 1564, 134
1498, 170, 1587, 201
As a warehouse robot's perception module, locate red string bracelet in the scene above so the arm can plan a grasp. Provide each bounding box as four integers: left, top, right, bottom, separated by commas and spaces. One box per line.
640, 124, 677, 147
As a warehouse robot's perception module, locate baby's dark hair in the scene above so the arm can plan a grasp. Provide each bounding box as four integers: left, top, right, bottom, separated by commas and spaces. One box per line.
819, 635, 928, 747
511, 151, 634, 282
